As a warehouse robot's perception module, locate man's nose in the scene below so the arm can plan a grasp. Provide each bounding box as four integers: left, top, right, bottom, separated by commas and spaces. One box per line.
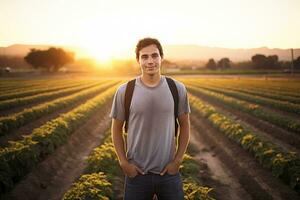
147, 57, 154, 64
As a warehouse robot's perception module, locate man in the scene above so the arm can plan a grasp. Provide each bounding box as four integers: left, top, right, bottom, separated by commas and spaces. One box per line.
110, 37, 190, 200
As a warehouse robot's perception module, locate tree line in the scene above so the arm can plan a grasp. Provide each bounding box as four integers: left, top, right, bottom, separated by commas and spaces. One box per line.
205, 54, 300, 70
1, 48, 300, 72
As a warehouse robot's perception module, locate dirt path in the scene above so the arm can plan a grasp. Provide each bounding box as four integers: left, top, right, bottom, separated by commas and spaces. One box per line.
189, 123, 252, 200
190, 91, 300, 155
3, 103, 112, 200
190, 114, 299, 199
0, 89, 110, 147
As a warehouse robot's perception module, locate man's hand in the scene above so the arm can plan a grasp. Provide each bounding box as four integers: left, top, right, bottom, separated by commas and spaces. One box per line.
160, 160, 181, 176
120, 161, 144, 178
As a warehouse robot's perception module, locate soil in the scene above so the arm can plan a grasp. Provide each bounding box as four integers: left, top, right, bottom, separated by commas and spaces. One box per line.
0, 84, 96, 117
199, 84, 300, 121
3, 103, 112, 200
189, 123, 252, 200
190, 91, 300, 154
1, 86, 300, 200
0, 89, 110, 147
189, 114, 299, 200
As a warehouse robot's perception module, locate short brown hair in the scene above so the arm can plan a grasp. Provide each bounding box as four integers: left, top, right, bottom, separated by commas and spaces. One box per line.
135, 37, 164, 60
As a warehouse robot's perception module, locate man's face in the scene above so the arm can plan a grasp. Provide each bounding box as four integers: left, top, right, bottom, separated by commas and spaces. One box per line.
138, 44, 162, 76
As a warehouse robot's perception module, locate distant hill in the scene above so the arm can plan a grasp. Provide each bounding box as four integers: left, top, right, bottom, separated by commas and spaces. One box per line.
1, 44, 299, 62
0, 44, 83, 58
0, 44, 51, 57
165, 45, 300, 61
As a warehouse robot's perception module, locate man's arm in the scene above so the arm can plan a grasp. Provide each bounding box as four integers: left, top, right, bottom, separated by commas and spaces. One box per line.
111, 118, 127, 164
111, 118, 143, 177
174, 113, 190, 164
160, 113, 190, 175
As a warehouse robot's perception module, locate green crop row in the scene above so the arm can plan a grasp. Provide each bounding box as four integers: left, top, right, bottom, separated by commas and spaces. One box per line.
201, 82, 300, 104
207, 79, 300, 93
182, 79, 300, 98
0, 86, 117, 194
190, 94, 300, 193
0, 80, 94, 101
244, 86, 300, 98
0, 79, 49, 90
233, 82, 300, 97
0, 79, 77, 93
187, 85, 300, 134
187, 81, 300, 115
182, 79, 300, 104
0, 81, 105, 111
0, 80, 119, 136
62, 172, 113, 200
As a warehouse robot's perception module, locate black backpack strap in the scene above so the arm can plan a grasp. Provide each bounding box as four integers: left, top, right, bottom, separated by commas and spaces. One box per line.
124, 79, 136, 133
166, 77, 179, 137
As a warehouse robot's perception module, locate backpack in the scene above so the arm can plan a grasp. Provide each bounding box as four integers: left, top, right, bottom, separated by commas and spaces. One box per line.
124, 77, 179, 137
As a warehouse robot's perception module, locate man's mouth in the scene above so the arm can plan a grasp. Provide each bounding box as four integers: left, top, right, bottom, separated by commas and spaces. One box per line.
146, 66, 156, 70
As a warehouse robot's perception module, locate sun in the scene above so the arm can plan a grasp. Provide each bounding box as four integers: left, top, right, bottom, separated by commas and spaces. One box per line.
75, 18, 133, 66
77, 22, 117, 64
86, 44, 114, 63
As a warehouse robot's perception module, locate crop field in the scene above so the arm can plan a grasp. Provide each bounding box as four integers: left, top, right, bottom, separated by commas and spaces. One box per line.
0, 76, 299, 200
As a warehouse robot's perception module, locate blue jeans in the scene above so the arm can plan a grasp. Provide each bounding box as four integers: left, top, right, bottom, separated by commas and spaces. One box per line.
124, 172, 184, 200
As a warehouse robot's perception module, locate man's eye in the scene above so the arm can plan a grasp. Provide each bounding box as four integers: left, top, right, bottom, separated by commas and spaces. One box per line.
152, 54, 159, 58
141, 56, 148, 59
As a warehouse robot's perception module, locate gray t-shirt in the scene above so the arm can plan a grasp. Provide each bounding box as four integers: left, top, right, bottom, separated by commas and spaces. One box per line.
110, 75, 191, 174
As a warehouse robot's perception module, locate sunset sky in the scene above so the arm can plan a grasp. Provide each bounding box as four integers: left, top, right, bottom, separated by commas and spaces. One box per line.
1, 0, 300, 60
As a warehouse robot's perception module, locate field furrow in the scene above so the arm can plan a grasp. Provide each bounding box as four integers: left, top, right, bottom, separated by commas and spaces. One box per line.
0, 85, 117, 193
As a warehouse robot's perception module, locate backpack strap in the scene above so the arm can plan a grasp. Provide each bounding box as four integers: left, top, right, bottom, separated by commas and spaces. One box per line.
124, 79, 136, 133
166, 77, 179, 137
124, 77, 179, 137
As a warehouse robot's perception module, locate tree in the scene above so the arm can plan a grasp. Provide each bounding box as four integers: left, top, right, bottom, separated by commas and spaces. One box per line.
206, 58, 217, 70
251, 54, 279, 69
251, 54, 267, 69
217, 57, 231, 70
24, 47, 74, 72
293, 56, 300, 69
266, 55, 279, 68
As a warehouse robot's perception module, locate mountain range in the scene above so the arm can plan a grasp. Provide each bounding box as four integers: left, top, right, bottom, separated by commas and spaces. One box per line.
1, 44, 299, 62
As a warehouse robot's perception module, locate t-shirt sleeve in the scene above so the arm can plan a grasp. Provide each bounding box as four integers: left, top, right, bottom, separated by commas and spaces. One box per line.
177, 82, 191, 116
109, 84, 126, 121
